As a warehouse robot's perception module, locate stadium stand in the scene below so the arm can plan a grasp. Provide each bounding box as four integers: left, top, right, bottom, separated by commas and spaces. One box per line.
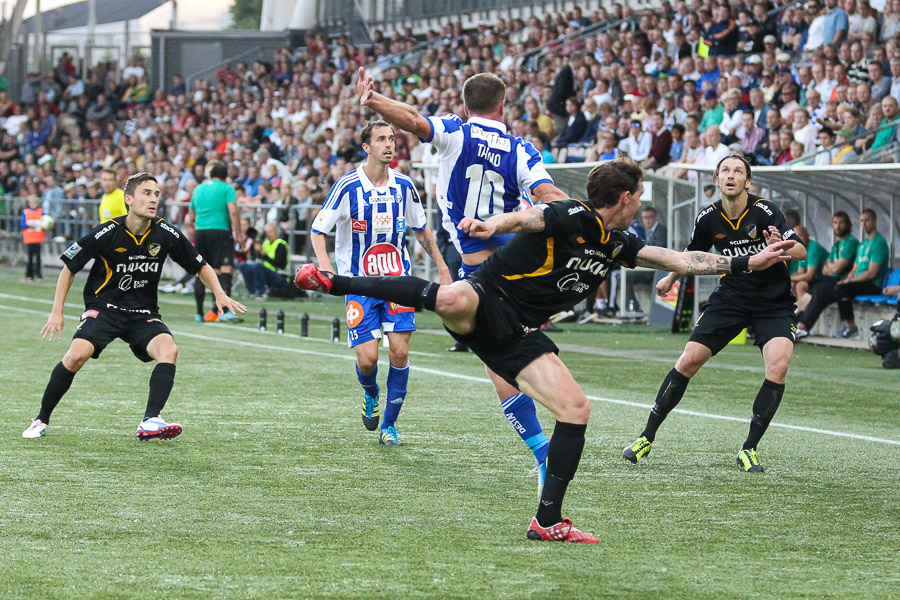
0, 0, 896, 308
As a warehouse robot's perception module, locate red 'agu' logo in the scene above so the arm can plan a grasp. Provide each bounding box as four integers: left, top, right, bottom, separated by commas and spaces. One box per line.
362, 243, 403, 276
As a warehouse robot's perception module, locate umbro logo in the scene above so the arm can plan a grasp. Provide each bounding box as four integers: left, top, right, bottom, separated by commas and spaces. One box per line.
715, 233, 726, 239
115, 247, 128, 252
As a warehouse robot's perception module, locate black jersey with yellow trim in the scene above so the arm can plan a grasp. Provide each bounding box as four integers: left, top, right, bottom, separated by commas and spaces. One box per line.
686, 193, 800, 304
61, 215, 206, 316
475, 199, 645, 327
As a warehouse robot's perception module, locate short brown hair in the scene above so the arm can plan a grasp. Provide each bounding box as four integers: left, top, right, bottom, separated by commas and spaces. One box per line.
101, 167, 117, 177
360, 119, 392, 146
124, 172, 158, 197
586, 158, 643, 210
462, 73, 506, 115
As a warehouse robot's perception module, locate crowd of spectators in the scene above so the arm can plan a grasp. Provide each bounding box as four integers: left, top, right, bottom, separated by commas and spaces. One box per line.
2, 0, 900, 246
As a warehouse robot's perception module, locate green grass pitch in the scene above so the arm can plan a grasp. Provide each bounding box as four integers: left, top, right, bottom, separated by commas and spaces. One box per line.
0, 267, 898, 598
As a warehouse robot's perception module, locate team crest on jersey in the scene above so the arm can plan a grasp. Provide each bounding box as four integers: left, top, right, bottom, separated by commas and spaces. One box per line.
611, 242, 624, 259
148, 243, 161, 257
362, 243, 403, 276
388, 302, 414, 314
745, 224, 758, 239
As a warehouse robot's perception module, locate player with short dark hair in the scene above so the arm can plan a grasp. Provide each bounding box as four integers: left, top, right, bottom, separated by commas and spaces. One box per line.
294, 159, 795, 541
622, 154, 807, 473
22, 173, 247, 441
356, 66, 570, 494
189, 159, 245, 323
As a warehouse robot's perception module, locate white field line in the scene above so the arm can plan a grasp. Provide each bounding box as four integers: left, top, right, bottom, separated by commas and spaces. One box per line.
3, 300, 898, 447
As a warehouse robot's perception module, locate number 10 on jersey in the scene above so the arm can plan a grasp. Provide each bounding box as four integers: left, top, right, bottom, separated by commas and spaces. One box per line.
464, 164, 506, 221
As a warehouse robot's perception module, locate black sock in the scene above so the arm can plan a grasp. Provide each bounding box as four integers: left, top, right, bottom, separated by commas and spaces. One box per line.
742, 379, 784, 450
536, 421, 587, 527
193, 277, 206, 315
145, 363, 176, 420
641, 368, 690, 442
218, 273, 233, 312
37, 362, 77, 423
330, 275, 440, 311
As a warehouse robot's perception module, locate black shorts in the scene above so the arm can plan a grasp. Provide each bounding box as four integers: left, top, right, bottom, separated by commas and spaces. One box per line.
689, 291, 796, 356
73, 307, 172, 362
446, 278, 559, 387
194, 229, 234, 269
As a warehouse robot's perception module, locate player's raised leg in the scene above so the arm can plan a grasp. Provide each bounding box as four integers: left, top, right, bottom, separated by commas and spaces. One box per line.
136, 333, 182, 440
623, 341, 711, 463
23, 338, 93, 438
515, 352, 598, 543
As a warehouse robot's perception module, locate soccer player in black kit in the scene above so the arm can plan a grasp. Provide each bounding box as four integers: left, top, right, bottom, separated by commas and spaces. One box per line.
294, 159, 795, 542
623, 155, 807, 472
22, 173, 247, 441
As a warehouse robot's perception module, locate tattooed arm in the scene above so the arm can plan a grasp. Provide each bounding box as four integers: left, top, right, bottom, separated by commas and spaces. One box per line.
457, 206, 547, 239
413, 225, 453, 284
636, 241, 796, 276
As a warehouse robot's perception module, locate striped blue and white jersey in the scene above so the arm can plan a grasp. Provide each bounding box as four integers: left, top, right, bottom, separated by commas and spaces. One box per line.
422, 114, 554, 254
312, 165, 427, 277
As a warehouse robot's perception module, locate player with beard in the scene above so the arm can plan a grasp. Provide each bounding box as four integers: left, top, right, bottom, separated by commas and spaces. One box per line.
294, 159, 795, 541
22, 173, 246, 441
622, 155, 806, 472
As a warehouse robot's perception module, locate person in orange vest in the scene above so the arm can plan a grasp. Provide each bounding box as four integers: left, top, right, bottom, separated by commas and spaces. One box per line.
20, 195, 45, 281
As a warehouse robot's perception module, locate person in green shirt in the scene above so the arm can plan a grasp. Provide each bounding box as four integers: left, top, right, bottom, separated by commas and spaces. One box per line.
869, 96, 900, 153
699, 90, 724, 131
797, 209, 890, 338
790, 225, 829, 309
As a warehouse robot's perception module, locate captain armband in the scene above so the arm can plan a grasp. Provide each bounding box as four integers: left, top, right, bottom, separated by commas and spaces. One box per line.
730, 256, 750, 273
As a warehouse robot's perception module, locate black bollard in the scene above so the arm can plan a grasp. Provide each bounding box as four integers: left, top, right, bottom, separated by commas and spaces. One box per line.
258, 308, 267, 332
331, 317, 340, 343
276, 310, 285, 334
300, 312, 309, 337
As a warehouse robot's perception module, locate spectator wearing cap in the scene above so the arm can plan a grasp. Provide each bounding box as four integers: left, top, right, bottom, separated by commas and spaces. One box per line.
719, 89, 745, 144
624, 119, 652, 161
699, 89, 724, 131
642, 112, 673, 170
823, 0, 849, 47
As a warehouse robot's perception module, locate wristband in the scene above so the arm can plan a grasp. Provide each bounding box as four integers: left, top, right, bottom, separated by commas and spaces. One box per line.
731, 255, 750, 273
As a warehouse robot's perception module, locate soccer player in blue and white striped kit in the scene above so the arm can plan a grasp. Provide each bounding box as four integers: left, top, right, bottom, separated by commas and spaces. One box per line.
357, 67, 570, 489
311, 120, 451, 445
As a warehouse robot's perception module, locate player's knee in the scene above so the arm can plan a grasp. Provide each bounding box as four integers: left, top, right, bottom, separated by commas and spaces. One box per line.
388, 347, 408, 366
160, 343, 179, 364
557, 393, 591, 424
674, 353, 703, 378
62, 349, 90, 371
435, 284, 474, 316
357, 355, 377, 373
766, 356, 791, 382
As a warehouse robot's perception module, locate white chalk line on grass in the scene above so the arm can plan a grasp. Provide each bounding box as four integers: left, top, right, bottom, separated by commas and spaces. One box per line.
4, 301, 899, 447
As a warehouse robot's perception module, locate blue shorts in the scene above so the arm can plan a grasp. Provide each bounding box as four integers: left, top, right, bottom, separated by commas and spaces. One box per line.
345, 294, 416, 348
458, 261, 483, 279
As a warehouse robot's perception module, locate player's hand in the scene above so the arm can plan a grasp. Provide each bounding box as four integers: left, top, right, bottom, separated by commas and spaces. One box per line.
656, 276, 675, 297
41, 311, 65, 340
358, 67, 374, 106
748, 239, 795, 271
762, 225, 781, 246
458, 217, 494, 239
216, 295, 247, 315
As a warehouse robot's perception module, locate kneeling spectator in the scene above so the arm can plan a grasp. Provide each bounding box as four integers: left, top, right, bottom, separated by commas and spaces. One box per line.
238, 221, 292, 299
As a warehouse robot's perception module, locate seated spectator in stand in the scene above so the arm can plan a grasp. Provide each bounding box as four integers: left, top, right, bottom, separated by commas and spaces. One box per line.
790, 140, 808, 164
552, 96, 587, 155
797, 209, 888, 339
624, 119, 652, 162
237, 221, 292, 299
739, 111, 766, 161
642, 112, 673, 170
531, 133, 556, 164
868, 95, 900, 156
790, 225, 829, 312
585, 130, 622, 161
814, 126, 838, 165
660, 127, 703, 178
718, 89, 744, 145
668, 123, 685, 163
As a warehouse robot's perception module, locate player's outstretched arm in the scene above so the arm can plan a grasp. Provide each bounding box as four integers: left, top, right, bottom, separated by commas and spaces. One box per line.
196, 264, 247, 315
357, 67, 431, 139
458, 206, 547, 239
310, 232, 335, 273
41, 267, 76, 340
636, 240, 796, 276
